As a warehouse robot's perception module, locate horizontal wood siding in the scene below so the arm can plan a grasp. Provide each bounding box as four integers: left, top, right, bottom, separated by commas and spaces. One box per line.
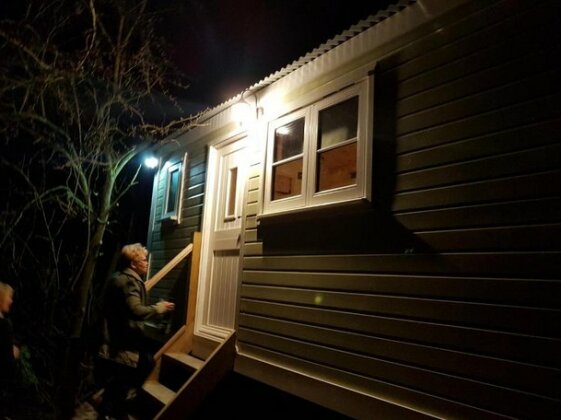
243, 162, 262, 257
240, 0, 561, 417
147, 144, 207, 303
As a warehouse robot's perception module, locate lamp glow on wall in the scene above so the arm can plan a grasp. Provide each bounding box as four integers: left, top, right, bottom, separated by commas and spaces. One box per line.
232, 90, 254, 126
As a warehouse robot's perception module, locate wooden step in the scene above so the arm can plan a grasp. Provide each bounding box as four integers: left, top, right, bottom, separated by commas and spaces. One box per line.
142, 381, 176, 406
191, 335, 220, 360
155, 331, 236, 420
165, 352, 205, 370
159, 352, 204, 392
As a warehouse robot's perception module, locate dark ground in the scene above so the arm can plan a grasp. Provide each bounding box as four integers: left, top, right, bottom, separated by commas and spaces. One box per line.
192, 372, 351, 419
73, 371, 351, 419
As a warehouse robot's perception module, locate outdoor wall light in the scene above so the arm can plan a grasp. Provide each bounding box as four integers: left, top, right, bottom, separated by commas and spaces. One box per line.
144, 156, 159, 169
232, 98, 251, 126
232, 89, 258, 126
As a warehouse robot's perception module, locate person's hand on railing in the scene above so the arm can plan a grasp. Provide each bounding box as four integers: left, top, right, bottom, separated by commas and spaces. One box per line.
154, 300, 175, 314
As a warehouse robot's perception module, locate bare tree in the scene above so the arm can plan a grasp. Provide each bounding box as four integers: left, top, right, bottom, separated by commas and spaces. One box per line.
0, 0, 197, 415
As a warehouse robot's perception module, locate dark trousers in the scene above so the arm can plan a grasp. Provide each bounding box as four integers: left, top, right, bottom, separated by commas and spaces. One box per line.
0, 383, 12, 419
97, 351, 154, 418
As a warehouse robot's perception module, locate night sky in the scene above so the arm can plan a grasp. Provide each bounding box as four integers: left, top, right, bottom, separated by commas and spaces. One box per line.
127, 0, 398, 242
155, 0, 396, 111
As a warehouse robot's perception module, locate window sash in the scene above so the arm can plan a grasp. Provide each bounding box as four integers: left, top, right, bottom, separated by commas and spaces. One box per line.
307, 80, 370, 207
265, 107, 309, 210
162, 153, 187, 221
263, 77, 372, 214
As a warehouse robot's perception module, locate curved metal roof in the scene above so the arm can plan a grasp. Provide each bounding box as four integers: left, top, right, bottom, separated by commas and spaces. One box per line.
183, 0, 416, 128
245, 0, 416, 94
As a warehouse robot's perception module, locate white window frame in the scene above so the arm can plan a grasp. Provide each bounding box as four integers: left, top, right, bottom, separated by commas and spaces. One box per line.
264, 107, 310, 211
264, 77, 373, 214
161, 153, 187, 222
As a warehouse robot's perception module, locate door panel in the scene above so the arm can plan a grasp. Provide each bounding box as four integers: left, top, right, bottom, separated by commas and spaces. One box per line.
199, 137, 247, 334
208, 250, 239, 328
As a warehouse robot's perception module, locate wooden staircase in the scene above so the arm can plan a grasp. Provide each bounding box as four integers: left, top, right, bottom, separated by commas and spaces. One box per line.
140, 332, 236, 419
140, 232, 237, 419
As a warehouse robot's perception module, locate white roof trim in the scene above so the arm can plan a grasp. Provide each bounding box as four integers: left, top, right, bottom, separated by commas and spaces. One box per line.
175, 0, 417, 128
166, 0, 472, 142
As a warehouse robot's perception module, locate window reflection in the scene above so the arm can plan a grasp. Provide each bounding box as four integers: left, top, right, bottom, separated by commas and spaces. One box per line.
274, 118, 305, 162
316, 96, 358, 192
226, 167, 238, 218
317, 142, 357, 192
318, 97, 358, 149
272, 158, 303, 200
166, 168, 180, 213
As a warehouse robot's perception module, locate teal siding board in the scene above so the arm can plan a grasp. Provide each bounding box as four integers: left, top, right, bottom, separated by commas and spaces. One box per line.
147, 147, 207, 313
240, 0, 561, 417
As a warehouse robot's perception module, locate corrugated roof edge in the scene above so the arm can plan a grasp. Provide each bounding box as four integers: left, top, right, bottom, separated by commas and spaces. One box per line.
173, 0, 416, 136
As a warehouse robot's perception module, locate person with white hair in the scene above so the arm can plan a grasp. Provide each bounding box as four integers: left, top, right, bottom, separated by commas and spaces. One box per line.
98, 243, 174, 419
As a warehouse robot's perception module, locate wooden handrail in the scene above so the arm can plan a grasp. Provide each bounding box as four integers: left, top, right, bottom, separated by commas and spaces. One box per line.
145, 242, 193, 292
145, 231, 202, 382
152, 232, 202, 360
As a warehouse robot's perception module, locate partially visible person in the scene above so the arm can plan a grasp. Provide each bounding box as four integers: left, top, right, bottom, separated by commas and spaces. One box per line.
0, 282, 20, 418
98, 243, 174, 419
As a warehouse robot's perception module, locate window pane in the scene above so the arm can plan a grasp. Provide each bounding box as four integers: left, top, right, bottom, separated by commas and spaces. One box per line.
274, 118, 305, 162
317, 142, 357, 192
272, 158, 303, 200
318, 96, 358, 149
166, 169, 180, 212
226, 167, 238, 218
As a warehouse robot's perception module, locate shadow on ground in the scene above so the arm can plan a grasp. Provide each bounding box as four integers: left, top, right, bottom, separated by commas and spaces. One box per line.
74, 371, 351, 419
192, 372, 350, 419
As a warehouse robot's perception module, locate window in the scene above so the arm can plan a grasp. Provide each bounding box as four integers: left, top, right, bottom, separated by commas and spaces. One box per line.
162, 153, 187, 221
264, 79, 372, 214
225, 166, 238, 221
271, 116, 305, 201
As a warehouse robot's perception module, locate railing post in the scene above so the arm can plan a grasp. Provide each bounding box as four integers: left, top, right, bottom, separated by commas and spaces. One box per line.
152, 232, 202, 360
186, 231, 202, 330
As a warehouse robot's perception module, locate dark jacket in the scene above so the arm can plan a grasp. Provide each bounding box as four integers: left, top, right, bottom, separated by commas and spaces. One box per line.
0, 315, 15, 388
103, 268, 158, 352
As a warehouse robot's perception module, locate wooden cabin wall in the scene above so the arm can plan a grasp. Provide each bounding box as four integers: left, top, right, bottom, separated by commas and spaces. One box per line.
147, 143, 208, 305
239, 0, 561, 417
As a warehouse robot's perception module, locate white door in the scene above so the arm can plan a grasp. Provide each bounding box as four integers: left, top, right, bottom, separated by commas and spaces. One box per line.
197, 136, 247, 337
